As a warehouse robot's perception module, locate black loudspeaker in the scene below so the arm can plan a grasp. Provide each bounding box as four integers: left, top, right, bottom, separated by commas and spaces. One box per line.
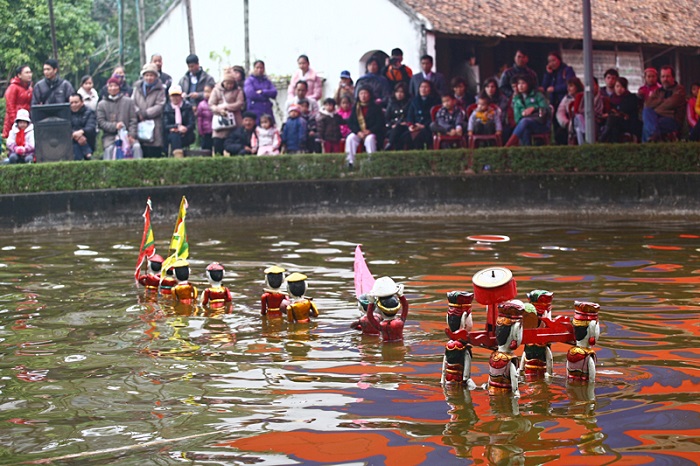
31, 104, 72, 162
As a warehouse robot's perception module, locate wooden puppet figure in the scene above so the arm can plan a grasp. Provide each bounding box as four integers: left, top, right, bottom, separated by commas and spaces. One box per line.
441, 291, 477, 389
488, 300, 525, 397
201, 262, 233, 309
566, 301, 601, 383
519, 290, 554, 378
261, 266, 286, 318
365, 276, 409, 342
284, 272, 319, 323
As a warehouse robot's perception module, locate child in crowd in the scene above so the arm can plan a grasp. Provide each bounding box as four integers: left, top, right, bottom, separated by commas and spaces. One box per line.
687, 81, 699, 131
316, 98, 344, 153
78, 75, 99, 112
337, 96, 353, 139
431, 93, 465, 137
253, 114, 281, 155
556, 77, 583, 145
197, 84, 214, 152
281, 104, 307, 154
299, 99, 320, 153
4, 109, 35, 164
467, 95, 502, 139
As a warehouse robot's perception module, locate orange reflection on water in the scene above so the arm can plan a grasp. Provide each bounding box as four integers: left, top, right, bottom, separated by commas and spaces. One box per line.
219, 430, 430, 465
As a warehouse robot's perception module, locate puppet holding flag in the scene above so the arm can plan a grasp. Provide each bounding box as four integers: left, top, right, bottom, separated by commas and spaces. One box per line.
135, 198, 163, 290
161, 196, 189, 274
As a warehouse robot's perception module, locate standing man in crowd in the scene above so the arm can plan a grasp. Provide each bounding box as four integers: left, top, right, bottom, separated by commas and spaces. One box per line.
31, 59, 74, 106
642, 65, 686, 142
600, 68, 619, 99
178, 54, 216, 108
499, 50, 538, 98
151, 53, 172, 94
382, 48, 413, 89
409, 54, 447, 97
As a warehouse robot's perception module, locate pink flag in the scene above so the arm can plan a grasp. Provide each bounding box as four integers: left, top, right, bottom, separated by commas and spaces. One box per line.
354, 245, 375, 298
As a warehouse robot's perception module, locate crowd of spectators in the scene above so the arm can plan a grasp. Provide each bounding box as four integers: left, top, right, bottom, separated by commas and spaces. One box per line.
2, 47, 699, 165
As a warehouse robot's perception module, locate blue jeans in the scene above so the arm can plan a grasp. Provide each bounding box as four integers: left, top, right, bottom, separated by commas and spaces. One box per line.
642, 107, 679, 142
513, 118, 549, 146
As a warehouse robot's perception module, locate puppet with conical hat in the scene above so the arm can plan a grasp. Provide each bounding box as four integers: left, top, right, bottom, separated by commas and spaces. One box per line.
566, 301, 601, 383
488, 300, 525, 397
441, 291, 477, 389
284, 273, 319, 323
261, 266, 286, 318
365, 277, 409, 342
171, 259, 198, 304
201, 262, 233, 309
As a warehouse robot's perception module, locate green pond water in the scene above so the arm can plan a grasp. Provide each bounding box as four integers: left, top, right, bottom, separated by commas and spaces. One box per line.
0, 216, 698, 465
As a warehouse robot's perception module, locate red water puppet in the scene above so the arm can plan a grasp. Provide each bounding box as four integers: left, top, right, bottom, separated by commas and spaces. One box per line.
171, 259, 198, 304
137, 254, 164, 291
365, 277, 409, 342
160, 266, 178, 296
488, 300, 525, 397
201, 262, 232, 309
261, 266, 286, 319
566, 301, 600, 383
350, 294, 380, 336
441, 291, 477, 389
519, 290, 554, 378
284, 273, 319, 323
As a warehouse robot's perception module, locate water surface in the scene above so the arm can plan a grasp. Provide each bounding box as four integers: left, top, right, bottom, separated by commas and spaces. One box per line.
0, 217, 698, 465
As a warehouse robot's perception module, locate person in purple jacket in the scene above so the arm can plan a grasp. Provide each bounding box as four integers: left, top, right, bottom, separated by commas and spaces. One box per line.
244, 60, 278, 124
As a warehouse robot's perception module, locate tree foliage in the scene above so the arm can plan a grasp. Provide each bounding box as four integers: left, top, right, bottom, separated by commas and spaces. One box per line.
0, 0, 174, 86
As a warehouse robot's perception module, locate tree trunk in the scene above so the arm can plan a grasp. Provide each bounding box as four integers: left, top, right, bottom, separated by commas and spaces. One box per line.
136, 0, 147, 67
184, 0, 195, 54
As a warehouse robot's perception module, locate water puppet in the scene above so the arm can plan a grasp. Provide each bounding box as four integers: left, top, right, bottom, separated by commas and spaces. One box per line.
261, 266, 286, 318
171, 259, 198, 304
284, 273, 319, 323
351, 245, 380, 335
519, 290, 554, 378
201, 262, 232, 309
566, 301, 601, 383
441, 291, 477, 389
137, 254, 164, 291
488, 300, 525, 397
365, 276, 409, 342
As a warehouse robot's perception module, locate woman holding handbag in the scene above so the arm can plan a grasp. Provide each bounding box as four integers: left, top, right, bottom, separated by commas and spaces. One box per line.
208, 67, 244, 155
132, 63, 166, 157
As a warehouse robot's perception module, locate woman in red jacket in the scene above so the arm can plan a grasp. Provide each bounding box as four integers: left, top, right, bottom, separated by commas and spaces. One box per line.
3, 65, 33, 138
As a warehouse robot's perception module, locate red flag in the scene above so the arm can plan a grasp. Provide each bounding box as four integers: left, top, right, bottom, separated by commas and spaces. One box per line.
353, 245, 375, 298
135, 198, 156, 279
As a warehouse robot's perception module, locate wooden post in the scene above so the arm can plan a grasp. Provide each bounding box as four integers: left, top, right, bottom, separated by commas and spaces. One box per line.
47, 0, 58, 60
244, 0, 250, 72
184, 0, 196, 54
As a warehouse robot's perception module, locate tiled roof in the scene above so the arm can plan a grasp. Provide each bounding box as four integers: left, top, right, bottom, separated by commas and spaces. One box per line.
402, 0, 700, 47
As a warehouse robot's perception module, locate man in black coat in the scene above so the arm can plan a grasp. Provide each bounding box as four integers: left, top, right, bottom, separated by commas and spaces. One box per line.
32, 59, 75, 106
224, 112, 257, 155
69, 93, 96, 160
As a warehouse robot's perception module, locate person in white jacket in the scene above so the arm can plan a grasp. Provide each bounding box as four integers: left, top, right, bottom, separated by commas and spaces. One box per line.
4, 108, 35, 164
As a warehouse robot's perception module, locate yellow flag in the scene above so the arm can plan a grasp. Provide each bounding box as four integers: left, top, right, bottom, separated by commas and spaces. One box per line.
162, 196, 189, 272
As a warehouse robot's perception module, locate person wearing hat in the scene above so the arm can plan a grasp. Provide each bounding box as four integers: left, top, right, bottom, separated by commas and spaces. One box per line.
567, 301, 601, 383
132, 63, 166, 158
137, 254, 164, 291
96, 76, 142, 160
261, 266, 286, 318
637, 68, 661, 103
283, 272, 319, 324
178, 54, 216, 107
223, 111, 257, 155
32, 59, 75, 106
365, 276, 409, 342
281, 104, 307, 153
209, 67, 245, 155
98, 65, 133, 101
287, 54, 323, 101
162, 84, 196, 158
3, 109, 35, 164
201, 262, 233, 309
333, 70, 355, 105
